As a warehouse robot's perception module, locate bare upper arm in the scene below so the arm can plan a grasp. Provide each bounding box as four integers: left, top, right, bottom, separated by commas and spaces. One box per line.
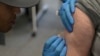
64, 8, 95, 56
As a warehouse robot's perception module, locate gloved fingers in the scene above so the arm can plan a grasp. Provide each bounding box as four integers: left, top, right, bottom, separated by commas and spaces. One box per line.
59, 5, 72, 32
60, 46, 67, 56
44, 35, 58, 48
66, 0, 70, 3
70, 0, 76, 13
49, 37, 63, 51
62, 0, 66, 3
63, 3, 74, 25
61, 0, 70, 3
55, 39, 66, 53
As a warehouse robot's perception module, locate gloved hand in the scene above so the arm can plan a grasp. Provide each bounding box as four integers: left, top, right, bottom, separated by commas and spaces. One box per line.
42, 35, 67, 56
59, 0, 77, 32
61, 0, 77, 13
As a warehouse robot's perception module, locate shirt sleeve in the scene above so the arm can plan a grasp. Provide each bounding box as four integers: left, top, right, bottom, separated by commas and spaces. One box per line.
76, 0, 100, 29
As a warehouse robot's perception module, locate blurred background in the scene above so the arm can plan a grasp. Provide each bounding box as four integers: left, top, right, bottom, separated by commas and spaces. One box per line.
0, 0, 65, 56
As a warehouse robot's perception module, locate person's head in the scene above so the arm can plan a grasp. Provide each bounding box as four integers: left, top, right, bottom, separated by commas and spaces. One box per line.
0, 0, 39, 33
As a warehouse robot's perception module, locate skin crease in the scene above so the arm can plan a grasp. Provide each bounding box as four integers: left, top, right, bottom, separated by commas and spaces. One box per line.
63, 8, 95, 56
0, 2, 20, 33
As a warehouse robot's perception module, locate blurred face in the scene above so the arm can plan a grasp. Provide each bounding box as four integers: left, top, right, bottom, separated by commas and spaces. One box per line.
0, 2, 20, 33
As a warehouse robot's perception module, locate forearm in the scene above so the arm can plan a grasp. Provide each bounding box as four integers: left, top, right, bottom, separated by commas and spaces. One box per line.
64, 8, 95, 56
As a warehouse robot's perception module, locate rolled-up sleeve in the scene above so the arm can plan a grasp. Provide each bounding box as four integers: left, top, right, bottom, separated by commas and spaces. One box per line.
76, 0, 100, 29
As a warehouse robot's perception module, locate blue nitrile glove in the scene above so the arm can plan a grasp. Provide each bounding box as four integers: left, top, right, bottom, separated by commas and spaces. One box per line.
59, 0, 77, 32
43, 35, 67, 56
61, 0, 77, 13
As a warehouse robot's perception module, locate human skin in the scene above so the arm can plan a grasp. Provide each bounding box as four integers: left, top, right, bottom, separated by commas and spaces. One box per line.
63, 8, 95, 56
0, 2, 20, 33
